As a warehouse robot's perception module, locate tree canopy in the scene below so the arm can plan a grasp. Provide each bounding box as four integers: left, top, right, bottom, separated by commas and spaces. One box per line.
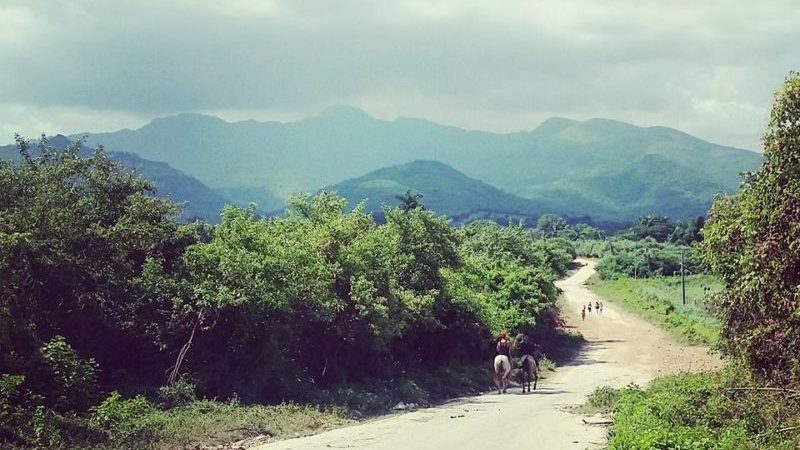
699, 73, 800, 385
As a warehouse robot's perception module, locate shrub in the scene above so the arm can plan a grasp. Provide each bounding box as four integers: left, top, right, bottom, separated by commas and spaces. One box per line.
37, 336, 99, 413
157, 377, 197, 409
582, 385, 624, 414
89, 392, 161, 443
606, 369, 800, 450
699, 73, 800, 385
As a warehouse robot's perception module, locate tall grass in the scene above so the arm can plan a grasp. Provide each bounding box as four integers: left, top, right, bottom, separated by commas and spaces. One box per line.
587, 274, 722, 345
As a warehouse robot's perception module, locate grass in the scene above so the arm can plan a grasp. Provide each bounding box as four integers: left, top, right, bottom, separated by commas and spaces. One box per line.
44, 364, 494, 450
577, 385, 626, 416
587, 274, 722, 345
115, 401, 352, 450
581, 369, 800, 450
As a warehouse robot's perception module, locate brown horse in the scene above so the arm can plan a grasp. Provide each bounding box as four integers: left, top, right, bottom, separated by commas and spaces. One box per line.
519, 354, 538, 393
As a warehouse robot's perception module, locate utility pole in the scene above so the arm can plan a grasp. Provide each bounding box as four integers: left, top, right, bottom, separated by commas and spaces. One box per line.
681, 248, 686, 305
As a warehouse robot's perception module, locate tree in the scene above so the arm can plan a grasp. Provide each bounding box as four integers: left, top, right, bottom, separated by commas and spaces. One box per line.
629, 215, 675, 242
396, 189, 424, 211
573, 223, 605, 240
534, 214, 568, 238
0, 136, 193, 397
699, 73, 800, 384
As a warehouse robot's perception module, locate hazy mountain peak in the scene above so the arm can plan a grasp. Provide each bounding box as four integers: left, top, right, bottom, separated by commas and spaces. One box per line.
48, 134, 73, 148
142, 113, 227, 131
313, 105, 375, 121
582, 117, 641, 131
534, 117, 580, 135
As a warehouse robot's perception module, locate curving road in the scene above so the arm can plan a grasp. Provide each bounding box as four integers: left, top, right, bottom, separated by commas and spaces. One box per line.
257, 259, 719, 450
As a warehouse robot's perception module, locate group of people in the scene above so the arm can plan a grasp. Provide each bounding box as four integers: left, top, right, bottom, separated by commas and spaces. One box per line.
581, 301, 604, 321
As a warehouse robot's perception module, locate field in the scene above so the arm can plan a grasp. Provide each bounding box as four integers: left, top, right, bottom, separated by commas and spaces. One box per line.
587, 274, 722, 345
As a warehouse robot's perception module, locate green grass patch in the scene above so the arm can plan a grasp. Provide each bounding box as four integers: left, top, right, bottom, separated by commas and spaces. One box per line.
578, 385, 625, 415
100, 400, 352, 450
594, 369, 800, 450
587, 274, 721, 345
4, 365, 492, 450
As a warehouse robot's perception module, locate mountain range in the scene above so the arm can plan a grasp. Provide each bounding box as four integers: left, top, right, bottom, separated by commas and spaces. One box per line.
74, 106, 762, 224
0, 135, 227, 223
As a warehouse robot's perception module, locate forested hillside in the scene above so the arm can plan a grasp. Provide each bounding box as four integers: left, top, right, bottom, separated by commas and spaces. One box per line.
0, 137, 575, 448
0, 136, 228, 223
77, 108, 761, 223
328, 160, 567, 224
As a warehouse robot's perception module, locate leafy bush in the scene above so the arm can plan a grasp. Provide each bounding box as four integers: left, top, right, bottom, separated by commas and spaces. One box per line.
0, 138, 573, 448
38, 336, 99, 413
593, 239, 699, 280
157, 378, 197, 409
582, 385, 624, 414
89, 392, 160, 443
698, 73, 800, 385
606, 369, 799, 450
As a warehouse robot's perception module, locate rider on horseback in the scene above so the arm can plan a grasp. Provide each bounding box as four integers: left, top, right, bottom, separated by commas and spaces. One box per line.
496, 330, 512, 356
515, 333, 538, 356
493, 331, 513, 393
515, 333, 539, 392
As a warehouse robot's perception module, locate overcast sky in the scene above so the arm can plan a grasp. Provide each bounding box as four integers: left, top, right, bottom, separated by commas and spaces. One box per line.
1, 0, 798, 150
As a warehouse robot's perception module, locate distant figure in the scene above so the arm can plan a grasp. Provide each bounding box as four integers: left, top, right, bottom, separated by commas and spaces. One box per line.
588, 302, 592, 314
581, 305, 586, 321
600, 302, 604, 315
595, 301, 601, 314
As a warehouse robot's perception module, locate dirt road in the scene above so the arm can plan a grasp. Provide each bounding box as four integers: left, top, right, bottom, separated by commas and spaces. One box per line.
258, 259, 719, 450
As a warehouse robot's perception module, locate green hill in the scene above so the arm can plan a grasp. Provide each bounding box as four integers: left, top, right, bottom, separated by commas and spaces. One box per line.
329, 160, 562, 224
75, 107, 763, 224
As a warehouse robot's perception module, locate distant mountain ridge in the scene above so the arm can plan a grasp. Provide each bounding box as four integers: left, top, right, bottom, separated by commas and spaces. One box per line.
329, 160, 567, 224
0, 136, 228, 223
74, 106, 763, 223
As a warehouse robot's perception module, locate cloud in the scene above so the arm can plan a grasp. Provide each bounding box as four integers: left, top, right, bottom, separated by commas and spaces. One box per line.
0, 0, 797, 149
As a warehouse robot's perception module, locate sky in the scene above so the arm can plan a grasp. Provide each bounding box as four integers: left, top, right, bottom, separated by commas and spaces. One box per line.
1, 0, 798, 150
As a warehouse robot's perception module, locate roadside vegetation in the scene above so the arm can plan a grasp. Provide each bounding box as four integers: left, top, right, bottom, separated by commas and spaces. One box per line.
587, 275, 721, 345
0, 138, 576, 449
582, 73, 800, 449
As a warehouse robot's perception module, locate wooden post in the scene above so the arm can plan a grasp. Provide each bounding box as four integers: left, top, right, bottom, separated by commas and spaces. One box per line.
681, 249, 686, 305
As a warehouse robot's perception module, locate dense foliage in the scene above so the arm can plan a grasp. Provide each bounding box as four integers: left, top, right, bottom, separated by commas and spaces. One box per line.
593, 73, 799, 449
0, 138, 572, 448
576, 238, 699, 280
599, 367, 799, 450
699, 73, 800, 385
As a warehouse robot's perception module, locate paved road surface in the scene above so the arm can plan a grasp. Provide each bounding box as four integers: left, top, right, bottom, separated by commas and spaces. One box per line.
258, 259, 718, 450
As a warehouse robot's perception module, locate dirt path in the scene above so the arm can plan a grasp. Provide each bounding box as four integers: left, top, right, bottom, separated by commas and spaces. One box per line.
257, 259, 719, 450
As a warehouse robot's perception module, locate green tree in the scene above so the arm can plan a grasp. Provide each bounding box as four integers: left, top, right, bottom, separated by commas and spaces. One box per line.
395, 189, 424, 211
629, 215, 675, 242
699, 73, 800, 384
535, 214, 568, 238
0, 136, 193, 392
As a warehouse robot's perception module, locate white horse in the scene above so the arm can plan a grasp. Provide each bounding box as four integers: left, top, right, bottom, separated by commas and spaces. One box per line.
493, 355, 512, 394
